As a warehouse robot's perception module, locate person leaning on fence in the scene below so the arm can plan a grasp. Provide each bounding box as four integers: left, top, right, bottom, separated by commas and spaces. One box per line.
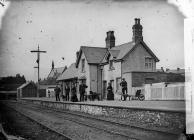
54, 85, 61, 101
65, 85, 70, 101
120, 78, 128, 101
107, 82, 114, 100
79, 82, 88, 102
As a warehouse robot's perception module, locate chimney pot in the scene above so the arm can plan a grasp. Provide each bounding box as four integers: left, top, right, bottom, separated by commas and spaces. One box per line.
135, 18, 138, 24
137, 18, 140, 24
132, 18, 143, 43
105, 31, 115, 49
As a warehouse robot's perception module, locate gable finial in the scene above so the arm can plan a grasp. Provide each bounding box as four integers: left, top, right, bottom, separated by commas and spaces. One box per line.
52, 60, 54, 69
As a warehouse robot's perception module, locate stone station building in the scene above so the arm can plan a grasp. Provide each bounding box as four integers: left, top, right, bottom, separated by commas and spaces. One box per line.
57, 18, 184, 100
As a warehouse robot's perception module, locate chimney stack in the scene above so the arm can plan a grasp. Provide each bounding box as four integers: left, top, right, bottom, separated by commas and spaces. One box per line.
132, 18, 143, 43
105, 31, 115, 49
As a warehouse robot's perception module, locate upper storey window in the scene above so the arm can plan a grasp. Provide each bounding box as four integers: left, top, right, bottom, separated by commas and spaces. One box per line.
145, 57, 153, 69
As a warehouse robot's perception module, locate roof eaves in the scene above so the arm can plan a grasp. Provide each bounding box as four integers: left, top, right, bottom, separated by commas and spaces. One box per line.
98, 48, 108, 63
113, 59, 123, 62
76, 46, 91, 68
121, 43, 137, 60
81, 47, 90, 64
100, 49, 109, 63
100, 62, 109, 66
140, 41, 160, 62
121, 41, 160, 62
75, 47, 82, 68
88, 62, 101, 65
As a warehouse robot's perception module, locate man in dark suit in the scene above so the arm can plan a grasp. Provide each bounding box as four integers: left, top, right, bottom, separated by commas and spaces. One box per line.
65, 84, 70, 101
54, 85, 61, 101
79, 81, 88, 102
120, 78, 127, 101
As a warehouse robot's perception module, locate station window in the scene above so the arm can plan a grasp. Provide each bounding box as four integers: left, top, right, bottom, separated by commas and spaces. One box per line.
145, 57, 153, 69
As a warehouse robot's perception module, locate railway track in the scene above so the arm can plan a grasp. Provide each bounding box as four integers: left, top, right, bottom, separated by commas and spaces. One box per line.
4, 101, 178, 140
2, 103, 72, 140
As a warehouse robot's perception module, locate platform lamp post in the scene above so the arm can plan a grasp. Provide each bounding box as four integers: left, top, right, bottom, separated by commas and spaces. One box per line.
31, 45, 46, 97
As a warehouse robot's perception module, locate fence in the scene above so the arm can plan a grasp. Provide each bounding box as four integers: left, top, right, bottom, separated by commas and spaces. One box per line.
144, 82, 185, 100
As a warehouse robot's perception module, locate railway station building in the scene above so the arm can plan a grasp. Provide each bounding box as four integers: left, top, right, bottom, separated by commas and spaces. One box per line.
57, 18, 184, 100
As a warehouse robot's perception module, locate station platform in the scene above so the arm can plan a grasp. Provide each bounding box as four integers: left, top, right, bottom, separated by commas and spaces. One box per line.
19, 97, 186, 134
22, 97, 186, 112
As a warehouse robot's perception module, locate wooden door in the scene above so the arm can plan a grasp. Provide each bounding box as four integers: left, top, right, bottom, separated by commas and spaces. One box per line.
102, 80, 107, 100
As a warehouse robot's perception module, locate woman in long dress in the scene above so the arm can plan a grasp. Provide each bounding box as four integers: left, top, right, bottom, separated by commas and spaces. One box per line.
107, 82, 114, 100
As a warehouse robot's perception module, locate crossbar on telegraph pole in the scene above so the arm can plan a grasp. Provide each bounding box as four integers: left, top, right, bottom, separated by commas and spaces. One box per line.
31, 45, 46, 97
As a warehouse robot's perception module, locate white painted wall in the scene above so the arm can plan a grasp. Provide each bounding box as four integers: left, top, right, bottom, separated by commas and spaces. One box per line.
89, 65, 98, 93
77, 52, 90, 95
103, 61, 122, 99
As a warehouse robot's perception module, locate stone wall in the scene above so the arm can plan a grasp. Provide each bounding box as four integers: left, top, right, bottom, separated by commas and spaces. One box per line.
21, 99, 185, 134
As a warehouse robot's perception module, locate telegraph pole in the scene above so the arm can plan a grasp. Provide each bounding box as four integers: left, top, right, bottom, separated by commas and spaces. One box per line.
31, 45, 46, 97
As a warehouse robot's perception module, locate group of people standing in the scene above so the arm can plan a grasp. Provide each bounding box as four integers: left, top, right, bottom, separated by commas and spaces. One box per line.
106, 78, 128, 101
54, 78, 128, 102
54, 81, 88, 102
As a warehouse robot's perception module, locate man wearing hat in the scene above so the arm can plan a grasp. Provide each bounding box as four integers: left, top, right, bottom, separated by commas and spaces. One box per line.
120, 78, 128, 101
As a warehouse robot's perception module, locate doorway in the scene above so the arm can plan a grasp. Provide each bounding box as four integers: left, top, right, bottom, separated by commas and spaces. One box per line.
102, 80, 107, 100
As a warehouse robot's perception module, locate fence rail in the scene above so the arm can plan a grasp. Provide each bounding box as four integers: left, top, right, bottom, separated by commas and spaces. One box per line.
132, 83, 185, 100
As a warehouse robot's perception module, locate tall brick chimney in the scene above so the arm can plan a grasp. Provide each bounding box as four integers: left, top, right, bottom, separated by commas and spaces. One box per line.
105, 31, 115, 49
132, 18, 143, 43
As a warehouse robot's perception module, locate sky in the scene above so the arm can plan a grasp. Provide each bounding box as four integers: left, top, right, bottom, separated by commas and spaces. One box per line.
0, 0, 185, 81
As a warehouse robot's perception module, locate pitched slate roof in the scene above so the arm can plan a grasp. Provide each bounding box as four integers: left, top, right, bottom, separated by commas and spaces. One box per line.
76, 40, 159, 67
110, 41, 135, 60
57, 63, 78, 81
107, 41, 159, 62
17, 82, 29, 89
47, 67, 66, 79
108, 50, 120, 58
76, 46, 107, 67
17, 82, 36, 89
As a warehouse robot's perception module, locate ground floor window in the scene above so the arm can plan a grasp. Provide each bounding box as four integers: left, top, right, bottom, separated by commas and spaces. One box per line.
110, 80, 114, 92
